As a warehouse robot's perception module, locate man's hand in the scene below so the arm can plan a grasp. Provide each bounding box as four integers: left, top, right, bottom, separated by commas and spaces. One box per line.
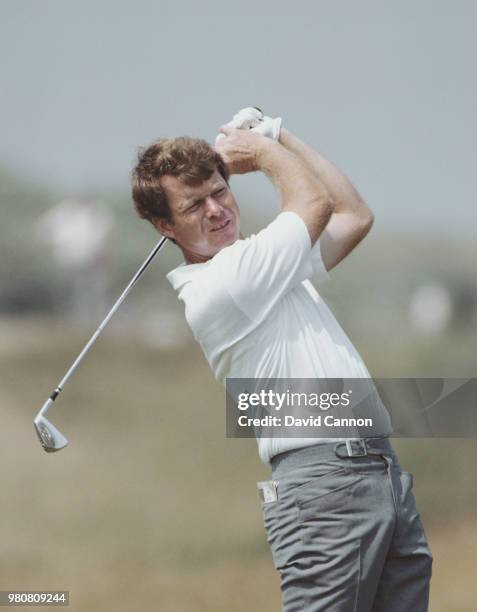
214, 125, 273, 175
216, 107, 282, 142
225, 107, 264, 130
251, 115, 282, 141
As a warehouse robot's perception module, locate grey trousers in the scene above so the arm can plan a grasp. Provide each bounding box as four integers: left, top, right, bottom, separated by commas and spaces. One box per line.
259, 438, 433, 611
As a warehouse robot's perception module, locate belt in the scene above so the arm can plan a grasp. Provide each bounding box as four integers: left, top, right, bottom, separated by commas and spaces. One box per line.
271, 437, 395, 477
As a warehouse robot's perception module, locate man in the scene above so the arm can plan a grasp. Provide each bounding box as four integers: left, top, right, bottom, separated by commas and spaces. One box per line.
131, 109, 433, 611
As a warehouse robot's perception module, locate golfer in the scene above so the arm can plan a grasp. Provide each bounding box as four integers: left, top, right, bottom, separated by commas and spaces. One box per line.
131, 108, 433, 611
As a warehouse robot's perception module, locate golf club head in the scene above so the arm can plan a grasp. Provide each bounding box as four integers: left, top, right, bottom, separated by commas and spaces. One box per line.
34, 415, 68, 453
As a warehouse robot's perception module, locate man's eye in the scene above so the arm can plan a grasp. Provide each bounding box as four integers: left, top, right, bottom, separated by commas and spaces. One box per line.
215, 188, 227, 196
188, 202, 201, 212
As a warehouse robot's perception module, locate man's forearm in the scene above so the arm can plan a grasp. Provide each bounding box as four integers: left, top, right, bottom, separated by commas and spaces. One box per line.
279, 128, 373, 223
256, 138, 334, 244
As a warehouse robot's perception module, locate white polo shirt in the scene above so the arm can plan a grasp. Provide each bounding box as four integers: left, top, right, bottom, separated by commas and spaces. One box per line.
167, 211, 392, 463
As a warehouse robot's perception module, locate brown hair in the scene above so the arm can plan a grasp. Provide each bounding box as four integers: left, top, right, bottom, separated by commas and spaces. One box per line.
131, 137, 229, 224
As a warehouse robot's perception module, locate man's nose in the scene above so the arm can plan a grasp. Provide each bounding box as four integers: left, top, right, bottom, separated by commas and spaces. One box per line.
204, 197, 222, 217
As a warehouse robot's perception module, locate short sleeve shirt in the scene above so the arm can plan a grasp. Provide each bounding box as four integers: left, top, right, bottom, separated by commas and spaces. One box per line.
167, 212, 392, 462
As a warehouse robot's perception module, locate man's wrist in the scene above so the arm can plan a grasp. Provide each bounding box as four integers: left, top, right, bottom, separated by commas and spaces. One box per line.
278, 126, 290, 146
254, 138, 285, 173
278, 127, 301, 152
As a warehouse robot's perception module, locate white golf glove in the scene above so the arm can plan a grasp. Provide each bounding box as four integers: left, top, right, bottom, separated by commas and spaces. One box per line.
215, 107, 282, 144
227, 106, 264, 129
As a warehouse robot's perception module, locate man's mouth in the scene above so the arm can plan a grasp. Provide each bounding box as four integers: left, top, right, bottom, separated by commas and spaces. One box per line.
210, 219, 231, 232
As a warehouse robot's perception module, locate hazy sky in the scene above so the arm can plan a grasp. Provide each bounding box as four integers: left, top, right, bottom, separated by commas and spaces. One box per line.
1, 0, 476, 235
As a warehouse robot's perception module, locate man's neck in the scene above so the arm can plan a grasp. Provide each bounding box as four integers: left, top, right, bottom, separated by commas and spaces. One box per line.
182, 249, 212, 265
180, 233, 244, 265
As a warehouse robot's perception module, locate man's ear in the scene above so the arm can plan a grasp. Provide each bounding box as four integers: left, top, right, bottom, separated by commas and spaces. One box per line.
154, 217, 176, 240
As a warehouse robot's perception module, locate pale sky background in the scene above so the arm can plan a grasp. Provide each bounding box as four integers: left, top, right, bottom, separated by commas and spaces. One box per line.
1, 0, 476, 236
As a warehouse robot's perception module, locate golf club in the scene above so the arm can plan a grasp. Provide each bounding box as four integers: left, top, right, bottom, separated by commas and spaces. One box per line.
34, 235, 168, 452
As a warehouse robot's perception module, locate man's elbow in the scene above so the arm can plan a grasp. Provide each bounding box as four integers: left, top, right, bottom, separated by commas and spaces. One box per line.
310, 192, 334, 229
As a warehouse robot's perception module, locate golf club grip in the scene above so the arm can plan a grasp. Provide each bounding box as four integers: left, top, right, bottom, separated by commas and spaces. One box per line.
44, 236, 168, 412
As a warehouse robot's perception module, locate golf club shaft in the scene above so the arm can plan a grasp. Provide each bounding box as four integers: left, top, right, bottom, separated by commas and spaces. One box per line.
39, 236, 168, 417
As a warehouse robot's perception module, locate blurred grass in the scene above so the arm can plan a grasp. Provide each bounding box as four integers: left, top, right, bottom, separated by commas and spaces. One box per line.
1, 318, 476, 610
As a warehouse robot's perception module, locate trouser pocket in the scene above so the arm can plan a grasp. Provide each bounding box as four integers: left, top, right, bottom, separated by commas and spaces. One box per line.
294, 467, 364, 545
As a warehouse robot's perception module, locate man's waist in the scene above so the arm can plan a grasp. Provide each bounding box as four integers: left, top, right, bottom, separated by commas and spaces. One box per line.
271, 436, 394, 477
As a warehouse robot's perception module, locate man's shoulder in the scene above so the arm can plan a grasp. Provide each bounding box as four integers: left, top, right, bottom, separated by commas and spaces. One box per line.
166, 239, 246, 292
166, 261, 208, 292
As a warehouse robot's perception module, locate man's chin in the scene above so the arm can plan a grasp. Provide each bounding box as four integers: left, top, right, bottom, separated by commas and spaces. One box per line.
212, 227, 239, 250
179, 223, 240, 263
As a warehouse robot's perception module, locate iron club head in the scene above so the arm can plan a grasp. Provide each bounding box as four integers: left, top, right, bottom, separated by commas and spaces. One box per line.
34, 415, 68, 453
